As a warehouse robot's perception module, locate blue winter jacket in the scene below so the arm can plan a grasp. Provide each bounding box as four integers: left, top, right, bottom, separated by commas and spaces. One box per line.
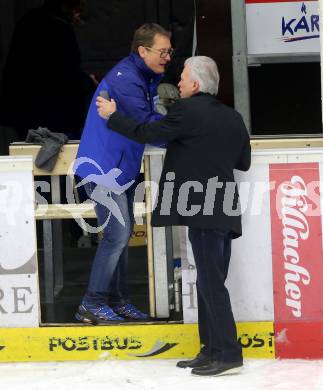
75, 53, 163, 187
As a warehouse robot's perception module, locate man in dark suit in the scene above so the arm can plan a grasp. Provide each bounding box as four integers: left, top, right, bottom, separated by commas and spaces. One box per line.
96, 56, 251, 376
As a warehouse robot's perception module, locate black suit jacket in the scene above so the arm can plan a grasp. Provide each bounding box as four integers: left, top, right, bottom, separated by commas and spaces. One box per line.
109, 92, 251, 238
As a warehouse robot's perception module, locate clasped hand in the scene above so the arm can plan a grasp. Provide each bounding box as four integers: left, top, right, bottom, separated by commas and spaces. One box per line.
96, 96, 117, 119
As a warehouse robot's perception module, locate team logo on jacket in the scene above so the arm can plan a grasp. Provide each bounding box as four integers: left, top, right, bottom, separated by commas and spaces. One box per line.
281, 2, 319, 43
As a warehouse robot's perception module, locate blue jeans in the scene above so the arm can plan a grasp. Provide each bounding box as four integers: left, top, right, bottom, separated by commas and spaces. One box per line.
188, 227, 242, 363
84, 182, 135, 305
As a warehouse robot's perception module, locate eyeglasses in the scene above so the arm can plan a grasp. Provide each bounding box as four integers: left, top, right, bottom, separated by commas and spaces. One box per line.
144, 47, 174, 58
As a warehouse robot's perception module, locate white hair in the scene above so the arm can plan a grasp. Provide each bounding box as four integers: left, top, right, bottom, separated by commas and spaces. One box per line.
184, 56, 220, 96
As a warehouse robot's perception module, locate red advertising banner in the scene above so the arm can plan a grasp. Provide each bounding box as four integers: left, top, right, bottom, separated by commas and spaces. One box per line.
270, 163, 323, 357
275, 321, 323, 358
245, 0, 316, 3
270, 163, 323, 322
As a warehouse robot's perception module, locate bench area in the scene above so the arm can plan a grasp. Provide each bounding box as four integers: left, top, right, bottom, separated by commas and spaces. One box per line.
9, 142, 152, 312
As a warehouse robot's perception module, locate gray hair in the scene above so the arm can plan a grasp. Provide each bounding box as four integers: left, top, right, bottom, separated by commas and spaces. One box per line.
184, 56, 220, 96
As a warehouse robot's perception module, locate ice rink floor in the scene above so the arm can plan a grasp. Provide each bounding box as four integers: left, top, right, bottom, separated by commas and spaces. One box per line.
1, 358, 323, 390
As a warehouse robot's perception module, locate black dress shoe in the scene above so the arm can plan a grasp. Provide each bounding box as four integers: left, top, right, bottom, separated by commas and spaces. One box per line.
176, 353, 211, 368
191, 360, 243, 376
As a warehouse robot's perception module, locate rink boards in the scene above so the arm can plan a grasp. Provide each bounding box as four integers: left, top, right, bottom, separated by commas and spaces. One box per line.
1, 320, 323, 363
0, 322, 274, 363
2, 144, 323, 362
181, 150, 323, 360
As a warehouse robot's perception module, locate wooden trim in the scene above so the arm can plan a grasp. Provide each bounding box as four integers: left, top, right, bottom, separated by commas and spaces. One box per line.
9, 142, 145, 175
9, 143, 78, 176
10, 137, 323, 175
144, 155, 156, 318
35, 202, 145, 220
251, 138, 323, 149
35, 203, 96, 220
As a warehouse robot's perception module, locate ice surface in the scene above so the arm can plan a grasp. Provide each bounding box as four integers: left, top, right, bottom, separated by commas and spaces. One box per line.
0, 359, 323, 390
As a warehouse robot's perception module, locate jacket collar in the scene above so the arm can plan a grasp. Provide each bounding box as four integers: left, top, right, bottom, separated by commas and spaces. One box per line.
193, 92, 214, 98
129, 53, 163, 84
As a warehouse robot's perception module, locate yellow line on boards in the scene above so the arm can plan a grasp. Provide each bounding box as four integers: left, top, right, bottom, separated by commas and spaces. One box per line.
0, 322, 274, 362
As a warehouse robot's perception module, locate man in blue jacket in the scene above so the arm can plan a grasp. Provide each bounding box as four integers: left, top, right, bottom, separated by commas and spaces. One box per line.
74, 23, 173, 323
